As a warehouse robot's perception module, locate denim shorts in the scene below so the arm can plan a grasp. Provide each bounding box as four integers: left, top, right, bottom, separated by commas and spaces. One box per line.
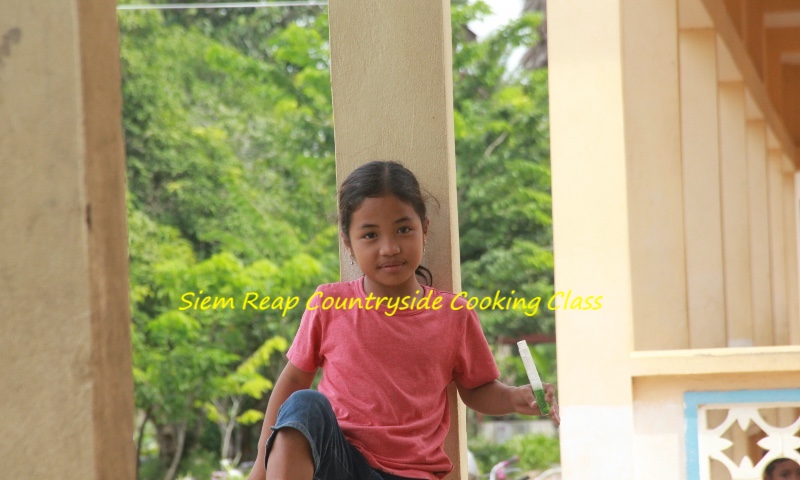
264, 390, 422, 480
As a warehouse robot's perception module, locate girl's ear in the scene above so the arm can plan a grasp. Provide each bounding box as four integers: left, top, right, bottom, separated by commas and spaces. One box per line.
423, 217, 430, 237
340, 231, 351, 249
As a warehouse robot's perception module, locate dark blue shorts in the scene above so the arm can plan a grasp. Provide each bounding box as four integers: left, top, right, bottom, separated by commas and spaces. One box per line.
264, 390, 423, 480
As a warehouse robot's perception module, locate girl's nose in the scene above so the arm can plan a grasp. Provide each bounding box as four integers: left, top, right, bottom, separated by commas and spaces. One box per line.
379, 238, 401, 255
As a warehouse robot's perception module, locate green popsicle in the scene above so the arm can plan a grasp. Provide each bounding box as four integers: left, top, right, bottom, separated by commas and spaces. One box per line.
517, 340, 550, 416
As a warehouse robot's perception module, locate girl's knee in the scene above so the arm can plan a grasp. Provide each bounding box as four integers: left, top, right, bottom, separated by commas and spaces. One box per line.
277, 390, 337, 430
286, 389, 331, 413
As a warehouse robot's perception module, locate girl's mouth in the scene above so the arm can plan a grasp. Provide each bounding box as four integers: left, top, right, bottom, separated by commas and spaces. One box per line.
379, 262, 405, 272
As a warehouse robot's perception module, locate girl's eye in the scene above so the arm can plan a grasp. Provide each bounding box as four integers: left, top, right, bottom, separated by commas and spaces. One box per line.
362, 232, 377, 239
398, 226, 412, 234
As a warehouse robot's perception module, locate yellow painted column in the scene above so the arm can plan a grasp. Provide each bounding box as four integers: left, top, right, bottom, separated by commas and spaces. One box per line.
0, 1, 135, 479
620, 1, 712, 476
782, 164, 800, 345
718, 82, 754, 347
327, 1, 465, 477
795, 170, 800, 344
549, 0, 635, 477
767, 149, 788, 344
746, 120, 775, 345
679, 29, 728, 348
623, 0, 689, 352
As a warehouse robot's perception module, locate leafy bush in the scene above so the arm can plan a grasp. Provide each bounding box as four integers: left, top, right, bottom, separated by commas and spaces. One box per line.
469, 432, 560, 474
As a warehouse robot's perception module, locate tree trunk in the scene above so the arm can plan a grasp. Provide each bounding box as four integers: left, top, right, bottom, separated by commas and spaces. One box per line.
135, 409, 151, 479
163, 423, 187, 480
221, 397, 241, 460
521, 0, 548, 70
233, 422, 243, 465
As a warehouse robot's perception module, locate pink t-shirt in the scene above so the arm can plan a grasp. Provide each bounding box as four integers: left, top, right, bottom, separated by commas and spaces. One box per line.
287, 278, 500, 479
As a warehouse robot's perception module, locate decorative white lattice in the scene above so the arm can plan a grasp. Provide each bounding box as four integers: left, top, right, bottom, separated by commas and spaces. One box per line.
698, 404, 800, 480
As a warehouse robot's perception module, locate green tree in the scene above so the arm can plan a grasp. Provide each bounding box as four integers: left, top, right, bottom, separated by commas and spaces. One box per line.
203, 336, 289, 462
119, 4, 338, 478
129, 206, 325, 478
469, 432, 560, 473
452, 1, 554, 343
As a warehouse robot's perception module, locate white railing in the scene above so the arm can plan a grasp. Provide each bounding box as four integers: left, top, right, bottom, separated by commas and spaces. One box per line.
685, 389, 800, 480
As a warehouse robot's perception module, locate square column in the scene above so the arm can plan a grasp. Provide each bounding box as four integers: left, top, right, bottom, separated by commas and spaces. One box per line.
0, 1, 135, 479
548, 0, 636, 477
328, 1, 464, 477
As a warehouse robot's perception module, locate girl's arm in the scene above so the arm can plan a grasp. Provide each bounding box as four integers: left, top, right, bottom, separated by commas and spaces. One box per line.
247, 362, 317, 480
456, 380, 561, 426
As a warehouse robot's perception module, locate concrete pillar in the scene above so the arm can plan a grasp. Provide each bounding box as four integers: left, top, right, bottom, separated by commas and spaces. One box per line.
767, 150, 789, 345
679, 29, 728, 348
0, 1, 135, 479
327, 1, 465, 477
782, 164, 800, 345
746, 120, 774, 346
768, 150, 789, 344
622, 0, 689, 352
718, 82, 754, 347
795, 170, 800, 344
549, 0, 635, 477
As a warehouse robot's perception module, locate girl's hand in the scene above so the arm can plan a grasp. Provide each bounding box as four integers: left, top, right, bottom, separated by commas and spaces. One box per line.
513, 383, 560, 426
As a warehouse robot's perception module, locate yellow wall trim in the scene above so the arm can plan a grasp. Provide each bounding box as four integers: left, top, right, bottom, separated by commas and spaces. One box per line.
631, 346, 800, 376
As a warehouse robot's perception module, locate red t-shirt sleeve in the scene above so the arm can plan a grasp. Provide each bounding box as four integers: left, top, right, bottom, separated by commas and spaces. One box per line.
286, 288, 324, 373
452, 308, 500, 389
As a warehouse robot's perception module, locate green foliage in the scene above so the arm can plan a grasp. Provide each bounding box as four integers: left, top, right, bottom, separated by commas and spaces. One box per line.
203, 336, 289, 438
120, 4, 338, 476
236, 409, 266, 426
177, 448, 220, 480
132, 248, 294, 419
120, 6, 336, 264
138, 457, 167, 480
469, 433, 560, 473
451, 2, 554, 341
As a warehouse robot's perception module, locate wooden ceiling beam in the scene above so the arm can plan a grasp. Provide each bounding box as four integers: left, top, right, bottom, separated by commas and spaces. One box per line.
784, 65, 800, 144
723, 0, 744, 35
760, 0, 800, 13
743, 1, 766, 78
701, 0, 799, 163
765, 28, 800, 143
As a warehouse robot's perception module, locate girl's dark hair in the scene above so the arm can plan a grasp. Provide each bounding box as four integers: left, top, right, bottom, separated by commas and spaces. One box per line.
338, 160, 433, 286
764, 458, 797, 480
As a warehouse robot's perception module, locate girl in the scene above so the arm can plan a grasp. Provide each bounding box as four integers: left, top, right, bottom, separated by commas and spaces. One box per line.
763, 458, 800, 480
248, 161, 559, 480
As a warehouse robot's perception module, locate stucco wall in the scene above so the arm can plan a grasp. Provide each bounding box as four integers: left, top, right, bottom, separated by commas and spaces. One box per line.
548, 0, 800, 477
0, 1, 135, 478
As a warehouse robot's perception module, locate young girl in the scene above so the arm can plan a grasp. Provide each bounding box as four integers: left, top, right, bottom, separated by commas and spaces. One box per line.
248, 161, 559, 480
763, 458, 800, 480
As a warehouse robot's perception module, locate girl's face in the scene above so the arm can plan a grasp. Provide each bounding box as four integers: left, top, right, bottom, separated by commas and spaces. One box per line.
345, 195, 428, 299
768, 460, 800, 480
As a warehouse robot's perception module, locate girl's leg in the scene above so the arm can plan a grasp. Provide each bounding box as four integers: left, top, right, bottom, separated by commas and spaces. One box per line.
265, 427, 314, 479
264, 389, 379, 480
